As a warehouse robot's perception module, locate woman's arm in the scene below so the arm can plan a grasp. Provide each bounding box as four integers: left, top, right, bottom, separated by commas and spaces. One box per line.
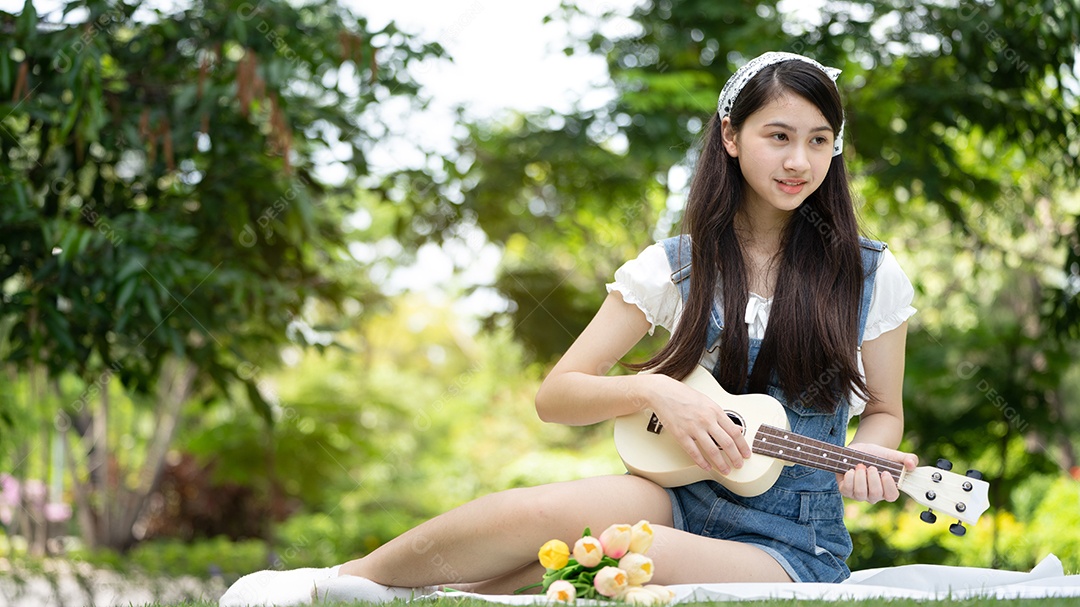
853, 320, 909, 449
839, 321, 919, 503
534, 291, 654, 425
535, 291, 751, 474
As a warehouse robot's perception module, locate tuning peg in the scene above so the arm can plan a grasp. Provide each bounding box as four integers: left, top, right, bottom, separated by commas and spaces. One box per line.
920, 509, 937, 524
965, 469, 983, 480
936, 458, 953, 471
949, 522, 966, 537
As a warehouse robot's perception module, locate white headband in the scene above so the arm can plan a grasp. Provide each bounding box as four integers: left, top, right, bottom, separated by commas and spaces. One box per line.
716, 51, 845, 157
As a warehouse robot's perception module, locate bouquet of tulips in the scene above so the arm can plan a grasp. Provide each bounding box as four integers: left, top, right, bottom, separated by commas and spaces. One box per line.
523, 520, 676, 605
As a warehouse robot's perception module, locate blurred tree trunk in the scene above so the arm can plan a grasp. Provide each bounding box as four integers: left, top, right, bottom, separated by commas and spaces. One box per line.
65, 358, 197, 551
115, 357, 197, 545
25, 314, 47, 557
264, 425, 277, 564
95, 371, 112, 548
33, 391, 48, 558
13, 441, 30, 548
64, 425, 98, 551
1048, 388, 1076, 471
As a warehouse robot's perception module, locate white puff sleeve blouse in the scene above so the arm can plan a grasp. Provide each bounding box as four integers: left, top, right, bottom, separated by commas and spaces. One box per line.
606, 242, 917, 418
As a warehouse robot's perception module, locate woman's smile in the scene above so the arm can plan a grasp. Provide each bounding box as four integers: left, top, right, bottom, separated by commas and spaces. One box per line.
775, 178, 808, 195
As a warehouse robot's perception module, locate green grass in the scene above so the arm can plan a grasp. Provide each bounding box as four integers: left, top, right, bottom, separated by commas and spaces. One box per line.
134, 599, 1080, 607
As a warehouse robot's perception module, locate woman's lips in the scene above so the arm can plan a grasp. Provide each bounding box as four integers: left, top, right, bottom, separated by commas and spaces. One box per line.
775, 179, 807, 195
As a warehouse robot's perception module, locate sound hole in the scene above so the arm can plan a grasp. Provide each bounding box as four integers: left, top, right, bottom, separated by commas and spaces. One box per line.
726, 411, 747, 435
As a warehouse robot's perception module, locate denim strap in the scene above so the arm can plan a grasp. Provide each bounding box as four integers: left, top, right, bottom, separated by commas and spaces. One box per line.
659, 235, 724, 351
659, 235, 886, 347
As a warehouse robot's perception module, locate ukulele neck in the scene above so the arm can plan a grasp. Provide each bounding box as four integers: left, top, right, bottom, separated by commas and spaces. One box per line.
752, 425, 905, 481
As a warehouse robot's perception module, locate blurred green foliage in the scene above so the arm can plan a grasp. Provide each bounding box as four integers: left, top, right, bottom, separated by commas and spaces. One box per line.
0, 0, 444, 550
0, 0, 440, 419
848, 470, 1080, 573
0, 0, 1078, 579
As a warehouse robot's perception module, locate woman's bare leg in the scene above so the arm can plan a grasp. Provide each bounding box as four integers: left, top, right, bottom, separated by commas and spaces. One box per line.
338, 474, 792, 591
448, 562, 545, 595
647, 526, 792, 584
453, 526, 792, 594
338, 474, 672, 587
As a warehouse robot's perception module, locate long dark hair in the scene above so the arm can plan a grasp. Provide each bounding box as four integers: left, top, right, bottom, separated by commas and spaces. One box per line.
631, 60, 872, 412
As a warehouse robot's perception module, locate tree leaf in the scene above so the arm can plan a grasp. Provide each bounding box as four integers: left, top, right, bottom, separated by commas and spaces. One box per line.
116, 278, 137, 312
245, 379, 273, 425
141, 286, 163, 325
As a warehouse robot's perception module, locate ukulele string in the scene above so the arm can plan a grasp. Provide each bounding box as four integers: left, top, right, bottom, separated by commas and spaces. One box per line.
753, 425, 904, 480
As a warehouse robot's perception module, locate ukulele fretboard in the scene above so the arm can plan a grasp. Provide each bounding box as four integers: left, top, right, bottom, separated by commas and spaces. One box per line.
753, 425, 905, 481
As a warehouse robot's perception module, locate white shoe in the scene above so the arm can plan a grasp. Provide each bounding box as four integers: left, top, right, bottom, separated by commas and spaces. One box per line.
219, 565, 342, 606
311, 575, 437, 604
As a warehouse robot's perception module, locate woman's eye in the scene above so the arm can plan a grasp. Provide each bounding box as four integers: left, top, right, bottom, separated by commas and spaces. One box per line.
812, 136, 828, 145
772, 133, 788, 141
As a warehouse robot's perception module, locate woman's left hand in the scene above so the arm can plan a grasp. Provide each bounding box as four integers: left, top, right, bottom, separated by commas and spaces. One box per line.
836, 443, 918, 504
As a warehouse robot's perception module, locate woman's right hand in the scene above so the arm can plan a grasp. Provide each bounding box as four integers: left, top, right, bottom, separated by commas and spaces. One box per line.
638, 373, 752, 475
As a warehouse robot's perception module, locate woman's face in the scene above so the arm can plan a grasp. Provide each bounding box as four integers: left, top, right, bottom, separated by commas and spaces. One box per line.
721, 92, 835, 218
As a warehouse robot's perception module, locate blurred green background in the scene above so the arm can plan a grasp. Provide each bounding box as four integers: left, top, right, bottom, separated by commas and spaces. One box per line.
0, 0, 1078, 584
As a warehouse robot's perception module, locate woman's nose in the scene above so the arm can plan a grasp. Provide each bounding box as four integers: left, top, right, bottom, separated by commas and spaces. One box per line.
784, 145, 811, 171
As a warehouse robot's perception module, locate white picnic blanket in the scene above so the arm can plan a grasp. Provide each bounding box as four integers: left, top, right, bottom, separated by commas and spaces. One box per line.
428, 554, 1080, 603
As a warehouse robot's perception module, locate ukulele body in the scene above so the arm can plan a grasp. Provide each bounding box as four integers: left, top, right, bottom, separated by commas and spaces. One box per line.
613, 366, 794, 496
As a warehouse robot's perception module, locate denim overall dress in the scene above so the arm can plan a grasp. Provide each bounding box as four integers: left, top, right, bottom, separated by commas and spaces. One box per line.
658, 235, 886, 583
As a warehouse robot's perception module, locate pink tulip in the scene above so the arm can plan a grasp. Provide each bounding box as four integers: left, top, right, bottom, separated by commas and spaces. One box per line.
572, 536, 604, 568
593, 566, 628, 598
599, 523, 632, 559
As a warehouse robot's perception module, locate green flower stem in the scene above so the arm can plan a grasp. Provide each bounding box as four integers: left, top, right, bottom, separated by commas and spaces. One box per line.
513, 582, 543, 595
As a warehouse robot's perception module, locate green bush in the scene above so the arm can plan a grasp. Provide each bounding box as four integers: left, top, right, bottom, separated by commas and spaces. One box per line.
133, 536, 270, 579
272, 510, 425, 569
54, 506, 424, 581
67, 536, 269, 580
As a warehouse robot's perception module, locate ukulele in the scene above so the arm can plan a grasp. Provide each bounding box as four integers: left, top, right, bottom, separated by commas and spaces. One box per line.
613, 365, 991, 535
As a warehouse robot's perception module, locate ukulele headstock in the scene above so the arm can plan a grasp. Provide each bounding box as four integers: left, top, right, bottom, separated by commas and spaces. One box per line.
899, 459, 989, 535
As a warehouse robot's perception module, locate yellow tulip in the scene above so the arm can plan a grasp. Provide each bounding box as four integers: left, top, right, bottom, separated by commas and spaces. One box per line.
538, 539, 570, 570
629, 520, 654, 554
618, 552, 654, 585
619, 585, 660, 606
642, 584, 676, 604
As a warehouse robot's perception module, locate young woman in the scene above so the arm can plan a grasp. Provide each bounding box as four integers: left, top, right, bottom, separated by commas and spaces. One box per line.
220, 51, 918, 606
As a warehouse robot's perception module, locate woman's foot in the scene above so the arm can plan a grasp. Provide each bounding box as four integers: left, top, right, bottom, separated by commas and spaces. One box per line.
311, 575, 437, 604
219, 565, 341, 606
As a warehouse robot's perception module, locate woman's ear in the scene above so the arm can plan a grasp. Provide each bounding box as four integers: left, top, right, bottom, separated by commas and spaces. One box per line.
720, 116, 739, 158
